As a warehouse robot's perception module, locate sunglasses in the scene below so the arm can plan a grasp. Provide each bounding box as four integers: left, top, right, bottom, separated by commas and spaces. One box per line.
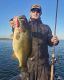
31, 8, 41, 13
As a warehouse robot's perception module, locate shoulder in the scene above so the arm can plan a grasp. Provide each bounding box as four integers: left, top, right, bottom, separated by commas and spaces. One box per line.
40, 23, 51, 32
41, 23, 50, 29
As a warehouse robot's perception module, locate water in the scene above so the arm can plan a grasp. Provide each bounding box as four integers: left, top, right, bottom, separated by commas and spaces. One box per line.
49, 40, 64, 79
0, 40, 20, 80
0, 40, 64, 80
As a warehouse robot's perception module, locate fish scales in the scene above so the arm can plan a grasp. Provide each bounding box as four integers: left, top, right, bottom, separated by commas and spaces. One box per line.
13, 16, 32, 70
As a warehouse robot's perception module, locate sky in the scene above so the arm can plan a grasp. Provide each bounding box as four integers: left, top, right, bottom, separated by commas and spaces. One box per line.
0, 0, 64, 39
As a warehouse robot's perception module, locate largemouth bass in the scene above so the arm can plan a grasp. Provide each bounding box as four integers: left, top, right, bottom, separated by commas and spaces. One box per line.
13, 16, 32, 70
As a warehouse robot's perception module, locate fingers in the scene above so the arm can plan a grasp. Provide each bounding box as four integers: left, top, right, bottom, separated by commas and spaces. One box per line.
51, 36, 59, 45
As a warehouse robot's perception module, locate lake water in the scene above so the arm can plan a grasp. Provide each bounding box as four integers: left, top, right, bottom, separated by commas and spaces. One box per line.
0, 40, 64, 80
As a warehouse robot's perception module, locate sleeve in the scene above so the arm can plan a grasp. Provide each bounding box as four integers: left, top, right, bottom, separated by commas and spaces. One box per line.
47, 25, 53, 46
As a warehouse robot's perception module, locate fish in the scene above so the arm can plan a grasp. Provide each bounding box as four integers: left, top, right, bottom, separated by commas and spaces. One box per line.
12, 15, 32, 70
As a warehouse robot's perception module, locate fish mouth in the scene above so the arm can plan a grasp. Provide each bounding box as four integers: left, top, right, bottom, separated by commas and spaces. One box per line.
13, 15, 29, 33
13, 15, 28, 28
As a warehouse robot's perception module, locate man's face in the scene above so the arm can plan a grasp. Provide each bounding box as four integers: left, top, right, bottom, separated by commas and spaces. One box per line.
30, 10, 41, 19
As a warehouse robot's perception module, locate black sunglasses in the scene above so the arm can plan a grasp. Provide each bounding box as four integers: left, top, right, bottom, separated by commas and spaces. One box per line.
31, 8, 41, 13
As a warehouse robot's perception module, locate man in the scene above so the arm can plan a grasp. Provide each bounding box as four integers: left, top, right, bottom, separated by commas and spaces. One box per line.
27, 4, 59, 80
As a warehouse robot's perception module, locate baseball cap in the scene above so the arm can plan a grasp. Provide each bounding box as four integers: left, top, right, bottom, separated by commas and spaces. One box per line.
30, 4, 42, 13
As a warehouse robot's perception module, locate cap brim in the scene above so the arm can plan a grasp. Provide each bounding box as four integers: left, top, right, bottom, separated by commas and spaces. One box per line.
31, 8, 41, 12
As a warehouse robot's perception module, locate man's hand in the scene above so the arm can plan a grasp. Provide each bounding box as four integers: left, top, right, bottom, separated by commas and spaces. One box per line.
51, 36, 59, 45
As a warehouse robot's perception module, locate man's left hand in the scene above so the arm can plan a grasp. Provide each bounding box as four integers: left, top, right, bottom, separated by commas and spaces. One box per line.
51, 36, 59, 45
